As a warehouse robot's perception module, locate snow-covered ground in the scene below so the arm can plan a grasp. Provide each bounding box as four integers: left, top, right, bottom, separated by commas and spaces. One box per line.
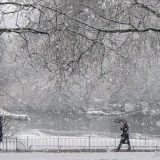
0, 152, 160, 160
17, 129, 48, 137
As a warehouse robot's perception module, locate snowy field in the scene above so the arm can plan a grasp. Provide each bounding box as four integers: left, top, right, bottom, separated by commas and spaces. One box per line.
0, 152, 160, 160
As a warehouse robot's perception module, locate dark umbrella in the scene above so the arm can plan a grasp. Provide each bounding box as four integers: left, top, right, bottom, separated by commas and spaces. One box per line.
114, 118, 127, 124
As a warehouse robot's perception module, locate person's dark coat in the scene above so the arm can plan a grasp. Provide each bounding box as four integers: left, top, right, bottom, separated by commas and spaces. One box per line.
120, 122, 129, 143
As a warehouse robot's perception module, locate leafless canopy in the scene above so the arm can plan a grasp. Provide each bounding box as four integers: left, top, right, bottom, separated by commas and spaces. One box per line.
0, 0, 160, 85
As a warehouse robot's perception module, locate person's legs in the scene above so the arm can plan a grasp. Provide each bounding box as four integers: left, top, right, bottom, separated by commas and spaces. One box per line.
123, 133, 131, 150
117, 138, 123, 150
127, 138, 131, 150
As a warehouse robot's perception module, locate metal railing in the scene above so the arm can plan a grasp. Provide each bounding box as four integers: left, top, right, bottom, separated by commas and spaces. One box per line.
0, 136, 160, 152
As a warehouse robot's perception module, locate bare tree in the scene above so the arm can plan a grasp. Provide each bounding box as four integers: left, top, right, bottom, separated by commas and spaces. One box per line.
0, 0, 159, 77
1, 0, 160, 117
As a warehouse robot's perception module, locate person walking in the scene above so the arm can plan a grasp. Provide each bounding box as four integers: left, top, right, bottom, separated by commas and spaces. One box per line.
116, 120, 131, 151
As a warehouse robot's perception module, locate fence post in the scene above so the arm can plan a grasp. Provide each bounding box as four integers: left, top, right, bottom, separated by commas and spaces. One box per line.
106, 146, 108, 151
2, 138, 4, 150
88, 136, 91, 149
115, 137, 117, 149
57, 136, 60, 150
27, 136, 29, 151
15, 137, 18, 151
6, 137, 8, 151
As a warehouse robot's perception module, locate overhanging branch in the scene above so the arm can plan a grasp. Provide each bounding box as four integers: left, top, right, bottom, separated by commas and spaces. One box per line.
97, 28, 160, 33
0, 28, 49, 35
1, 2, 160, 35
0, 2, 44, 13
40, 5, 160, 34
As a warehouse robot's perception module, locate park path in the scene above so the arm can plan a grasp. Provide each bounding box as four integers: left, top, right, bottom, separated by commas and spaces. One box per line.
0, 152, 160, 160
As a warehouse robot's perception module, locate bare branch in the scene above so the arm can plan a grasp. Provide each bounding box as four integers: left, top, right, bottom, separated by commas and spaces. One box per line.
0, 28, 49, 35
1, 2, 160, 35
133, 0, 160, 18
0, 2, 44, 13
40, 5, 160, 34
